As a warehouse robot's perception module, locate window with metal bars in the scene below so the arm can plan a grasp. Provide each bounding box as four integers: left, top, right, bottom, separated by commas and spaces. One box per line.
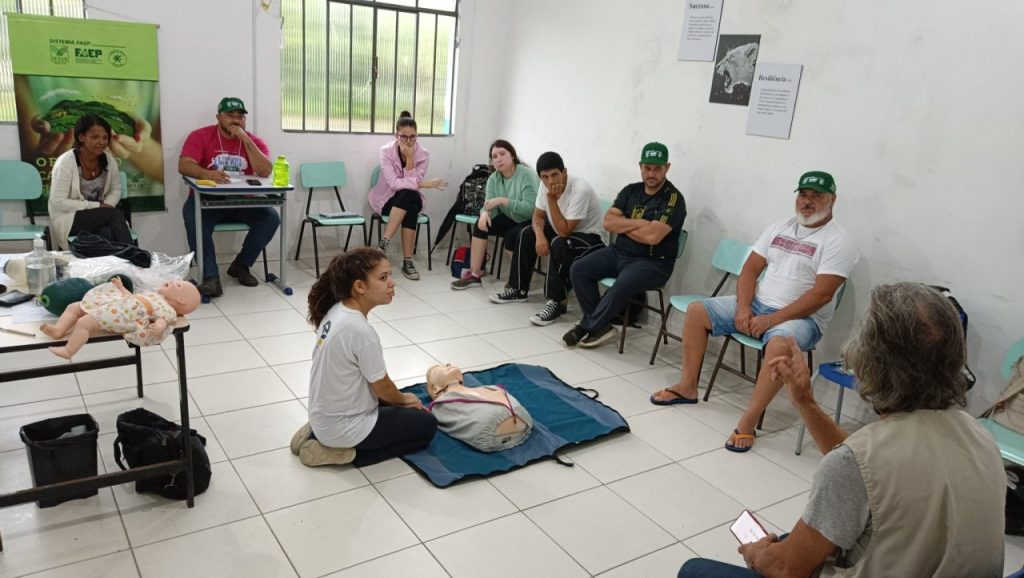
0, 0, 87, 123
282, 0, 458, 135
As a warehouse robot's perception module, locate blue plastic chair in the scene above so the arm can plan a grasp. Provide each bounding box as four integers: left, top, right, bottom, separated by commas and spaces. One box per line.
367, 165, 432, 271
794, 360, 858, 454
599, 229, 688, 354
979, 336, 1024, 466
0, 160, 47, 248
294, 161, 367, 276
649, 238, 752, 364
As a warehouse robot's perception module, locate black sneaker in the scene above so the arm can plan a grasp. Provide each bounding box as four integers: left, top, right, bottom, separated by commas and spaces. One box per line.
489, 286, 528, 304
197, 276, 223, 297
401, 260, 420, 280
227, 260, 259, 287
377, 237, 390, 252
562, 324, 588, 348
531, 300, 566, 326
580, 325, 617, 348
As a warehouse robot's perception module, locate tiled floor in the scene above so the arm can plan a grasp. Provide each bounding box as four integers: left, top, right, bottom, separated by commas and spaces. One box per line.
1, 253, 1021, 577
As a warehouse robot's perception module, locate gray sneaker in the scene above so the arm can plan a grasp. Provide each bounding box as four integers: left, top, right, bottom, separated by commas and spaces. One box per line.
451, 274, 482, 290
401, 260, 420, 280
530, 300, 566, 326
297, 440, 356, 467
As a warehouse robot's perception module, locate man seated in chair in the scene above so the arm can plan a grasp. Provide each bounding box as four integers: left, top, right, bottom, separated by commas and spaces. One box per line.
563, 142, 687, 349
650, 171, 858, 453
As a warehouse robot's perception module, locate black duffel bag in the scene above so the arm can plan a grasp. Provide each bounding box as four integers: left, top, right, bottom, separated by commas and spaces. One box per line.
113, 408, 212, 500
72, 232, 152, 268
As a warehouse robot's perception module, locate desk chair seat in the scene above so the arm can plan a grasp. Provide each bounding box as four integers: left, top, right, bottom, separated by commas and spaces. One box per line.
213, 222, 270, 281
294, 162, 367, 277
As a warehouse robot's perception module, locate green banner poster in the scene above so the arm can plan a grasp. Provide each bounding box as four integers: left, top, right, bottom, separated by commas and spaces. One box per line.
8, 14, 164, 214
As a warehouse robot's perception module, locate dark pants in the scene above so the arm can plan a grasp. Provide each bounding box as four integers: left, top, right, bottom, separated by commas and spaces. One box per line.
353, 406, 437, 467
70, 207, 133, 246
182, 195, 281, 280
569, 245, 674, 333
472, 212, 530, 252
382, 189, 423, 230
507, 222, 604, 301
678, 559, 762, 577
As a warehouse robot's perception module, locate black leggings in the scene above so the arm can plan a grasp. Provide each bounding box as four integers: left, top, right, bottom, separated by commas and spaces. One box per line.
472, 212, 530, 252
353, 406, 437, 467
381, 189, 423, 230
70, 207, 133, 246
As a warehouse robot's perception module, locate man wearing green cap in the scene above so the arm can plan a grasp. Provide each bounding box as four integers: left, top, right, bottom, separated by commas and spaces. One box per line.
563, 142, 687, 348
178, 97, 277, 297
651, 171, 858, 454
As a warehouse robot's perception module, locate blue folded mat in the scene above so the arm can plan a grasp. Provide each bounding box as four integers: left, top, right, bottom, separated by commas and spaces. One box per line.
401, 363, 629, 487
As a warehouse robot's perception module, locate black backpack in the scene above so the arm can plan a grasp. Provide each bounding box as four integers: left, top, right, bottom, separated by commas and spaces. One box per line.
113, 408, 212, 500
459, 164, 492, 215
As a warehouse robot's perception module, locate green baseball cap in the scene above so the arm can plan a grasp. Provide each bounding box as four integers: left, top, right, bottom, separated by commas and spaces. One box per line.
639, 142, 669, 165
795, 171, 836, 194
218, 97, 247, 114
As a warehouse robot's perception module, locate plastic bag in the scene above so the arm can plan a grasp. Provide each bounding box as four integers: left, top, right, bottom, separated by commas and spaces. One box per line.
67, 252, 193, 293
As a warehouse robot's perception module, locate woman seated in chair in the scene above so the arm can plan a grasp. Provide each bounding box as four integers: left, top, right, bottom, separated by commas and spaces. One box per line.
48, 114, 133, 250
368, 111, 447, 281
426, 363, 533, 452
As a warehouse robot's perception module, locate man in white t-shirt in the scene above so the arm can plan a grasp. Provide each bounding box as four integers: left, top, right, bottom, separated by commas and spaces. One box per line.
489, 152, 607, 326
650, 171, 859, 453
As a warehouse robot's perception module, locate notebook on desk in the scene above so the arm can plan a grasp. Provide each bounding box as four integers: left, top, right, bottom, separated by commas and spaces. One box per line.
318, 211, 360, 219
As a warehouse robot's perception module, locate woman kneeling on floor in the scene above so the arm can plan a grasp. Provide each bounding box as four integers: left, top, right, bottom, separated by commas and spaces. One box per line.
291, 247, 437, 467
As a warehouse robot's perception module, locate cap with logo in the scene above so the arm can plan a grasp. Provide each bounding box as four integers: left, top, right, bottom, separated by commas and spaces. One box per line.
795, 171, 836, 194
218, 97, 247, 114
639, 142, 669, 165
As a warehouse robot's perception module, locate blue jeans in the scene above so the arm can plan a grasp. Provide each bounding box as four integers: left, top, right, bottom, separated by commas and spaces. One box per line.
678, 558, 762, 577
569, 245, 674, 333
182, 195, 281, 280
702, 295, 822, 351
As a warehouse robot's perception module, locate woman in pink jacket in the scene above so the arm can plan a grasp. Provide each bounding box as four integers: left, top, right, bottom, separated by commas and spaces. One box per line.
368, 111, 447, 280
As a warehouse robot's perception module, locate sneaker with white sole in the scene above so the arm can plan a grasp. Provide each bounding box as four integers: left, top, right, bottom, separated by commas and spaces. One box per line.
297, 440, 356, 467
489, 286, 528, 304
562, 324, 588, 347
451, 274, 482, 290
530, 300, 567, 325
579, 324, 617, 348
401, 260, 420, 280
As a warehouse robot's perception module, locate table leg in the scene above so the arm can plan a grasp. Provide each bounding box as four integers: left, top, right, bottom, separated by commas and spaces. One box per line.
175, 331, 195, 507
194, 194, 207, 303
134, 345, 143, 398
274, 196, 292, 296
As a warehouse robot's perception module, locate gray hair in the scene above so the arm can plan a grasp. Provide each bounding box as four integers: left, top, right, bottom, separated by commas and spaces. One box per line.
842, 283, 968, 414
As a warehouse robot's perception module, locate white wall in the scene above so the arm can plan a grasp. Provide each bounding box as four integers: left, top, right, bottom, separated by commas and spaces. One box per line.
492, 0, 1024, 415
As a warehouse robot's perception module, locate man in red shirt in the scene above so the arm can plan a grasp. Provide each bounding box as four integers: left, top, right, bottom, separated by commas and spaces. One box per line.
178, 97, 278, 297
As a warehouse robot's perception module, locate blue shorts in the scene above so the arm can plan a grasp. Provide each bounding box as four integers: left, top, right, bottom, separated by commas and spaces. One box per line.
701, 296, 822, 351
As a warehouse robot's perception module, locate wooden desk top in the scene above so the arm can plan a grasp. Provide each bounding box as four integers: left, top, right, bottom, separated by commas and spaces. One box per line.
0, 315, 190, 352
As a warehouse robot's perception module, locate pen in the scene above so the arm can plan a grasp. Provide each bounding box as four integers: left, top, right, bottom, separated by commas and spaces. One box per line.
0, 326, 36, 338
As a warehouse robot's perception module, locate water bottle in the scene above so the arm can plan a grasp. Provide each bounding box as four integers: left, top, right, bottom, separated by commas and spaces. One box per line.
26, 234, 56, 296
272, 155, 290, 187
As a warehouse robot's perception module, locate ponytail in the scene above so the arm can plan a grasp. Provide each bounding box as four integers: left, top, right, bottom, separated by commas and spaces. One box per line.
307, 247, 387, 327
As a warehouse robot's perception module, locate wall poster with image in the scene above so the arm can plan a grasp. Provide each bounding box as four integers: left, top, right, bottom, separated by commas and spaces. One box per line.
709, 34, 761, 106
8, 14, 164, 215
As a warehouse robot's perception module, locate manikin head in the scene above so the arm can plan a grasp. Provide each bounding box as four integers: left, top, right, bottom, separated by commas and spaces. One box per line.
793, 171, 837, 227
158, 280, 202, 316
426, 363, 465, 399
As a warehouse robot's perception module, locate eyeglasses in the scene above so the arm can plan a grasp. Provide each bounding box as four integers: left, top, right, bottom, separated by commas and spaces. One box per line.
397, 134, 417, 142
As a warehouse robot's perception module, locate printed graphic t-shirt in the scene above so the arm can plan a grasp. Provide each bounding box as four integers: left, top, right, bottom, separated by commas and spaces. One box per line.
611, 180, 687, 260
179, 124, 269, 183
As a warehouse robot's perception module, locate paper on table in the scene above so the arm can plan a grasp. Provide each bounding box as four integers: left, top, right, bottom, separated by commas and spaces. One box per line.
12, 300, 57, 323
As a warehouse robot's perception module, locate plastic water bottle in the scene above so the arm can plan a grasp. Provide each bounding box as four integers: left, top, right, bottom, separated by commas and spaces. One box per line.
26, 234, 56, 296
272, 155, 290, 187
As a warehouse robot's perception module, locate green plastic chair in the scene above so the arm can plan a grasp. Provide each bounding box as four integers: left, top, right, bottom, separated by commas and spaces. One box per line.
599, 229, 688, 355
649, 238, 753, 364
979, 337, 1024, 466
0, 160, 46, 247
67, 172, 140, 246
367, 165, 432, 271
294, 161, 367, 276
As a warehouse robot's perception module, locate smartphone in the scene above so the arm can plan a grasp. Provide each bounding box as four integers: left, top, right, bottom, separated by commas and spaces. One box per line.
0, 290, 34, 307
730, 510, 768, 544
246, 178, 262, 186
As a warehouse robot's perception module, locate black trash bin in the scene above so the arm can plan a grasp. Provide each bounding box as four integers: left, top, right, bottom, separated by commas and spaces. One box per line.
19, 413, 100, 508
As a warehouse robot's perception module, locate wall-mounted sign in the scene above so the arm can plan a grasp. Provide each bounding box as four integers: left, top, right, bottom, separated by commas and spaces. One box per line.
746, 63, 803, 139
678, 0, 724, 61
709, 34, 760, 106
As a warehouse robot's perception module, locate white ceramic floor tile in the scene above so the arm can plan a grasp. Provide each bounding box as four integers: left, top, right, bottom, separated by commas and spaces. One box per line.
234, 447, 368, 512
627, 408, 727, 461
681, 448, 811, 510
369, 321, 412, 349
683, 521, 768, 569
417, 335, 511, 368
519, 350, 614, 385
621, 364, 687, 395
182, 301, 222, 320
376, 473, 517, 541
357, 456, 414, 483
249, 332, 316, 366
757, 491, 809, 533
597, 542, 697, 578
326, 545, 448, 578
487, 457, 601, 509
525, 486, 675, 575
160, 316, 243, 348
380, 345, 438, 381
227, 308, 312, 339
204, 400, 308, 458
418, 289, 493, 313
0, 396, 87, 452
563, 432, 672, 483
446, 306, 532, 334
134, 517, 296, 578
750, 426, 827, 482
116, 461, 258, 547
83, 380, 199, 433
578, 337, 666, 375
609, 463, 744, 540
19, 550, 139, 578
578, 376, 660, 418
188, 367, 296, 415
480, 326, 563, 358
1005, 535, 1024, 577
386, 314, 473, 344
213, 284, 293, 316
75, 350, 178, 395
266, 487, 419, 578
428, 513, 588, 578
271, 360, 312, 398
371, 294, 439, 321
0, 374, 79, 407
169, 340, 267, 379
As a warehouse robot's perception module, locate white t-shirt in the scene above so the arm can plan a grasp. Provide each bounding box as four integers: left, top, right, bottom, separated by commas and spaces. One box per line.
535, 174, 608, 243
752, 217, 859, 331
307, 303, 388, 448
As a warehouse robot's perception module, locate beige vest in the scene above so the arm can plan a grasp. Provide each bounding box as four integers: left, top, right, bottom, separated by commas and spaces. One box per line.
832, 409, 1004, 577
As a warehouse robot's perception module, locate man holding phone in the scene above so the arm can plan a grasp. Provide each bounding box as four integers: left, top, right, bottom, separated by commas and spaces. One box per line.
178, 97, 279, 297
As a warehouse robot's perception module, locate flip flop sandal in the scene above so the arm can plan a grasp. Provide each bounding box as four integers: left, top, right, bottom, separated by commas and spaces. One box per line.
725, 429, 756, 453
650, 388, 699, 406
